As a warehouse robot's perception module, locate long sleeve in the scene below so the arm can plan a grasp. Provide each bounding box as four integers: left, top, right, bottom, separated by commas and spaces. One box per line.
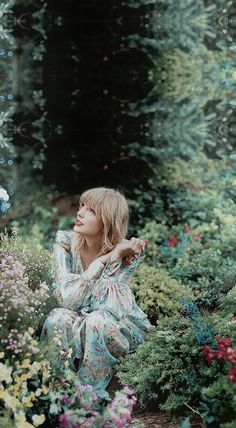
90, 253, 146, 320
53, 230, 104, 311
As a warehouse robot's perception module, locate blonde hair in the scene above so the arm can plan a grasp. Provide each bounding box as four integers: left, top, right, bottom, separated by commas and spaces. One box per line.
71, 187, 129, 256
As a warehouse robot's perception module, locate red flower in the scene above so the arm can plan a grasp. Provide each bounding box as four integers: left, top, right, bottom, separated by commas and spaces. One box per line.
217, 336, 231, 350
228, 368, 236, 382
203, 337, 236, 381
167, 235, 178, 247
203, 345, 217, 365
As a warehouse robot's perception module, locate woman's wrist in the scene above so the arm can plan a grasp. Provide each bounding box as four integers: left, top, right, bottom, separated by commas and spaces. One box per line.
110, 249, 122, 261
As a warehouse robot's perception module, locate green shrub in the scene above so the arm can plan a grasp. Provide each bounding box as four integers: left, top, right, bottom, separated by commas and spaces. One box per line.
117, 315, 219, 414
218, 286, 236, 317
199, 377, 236, 428
131, 264, 194, 324
172, 249, 236, 308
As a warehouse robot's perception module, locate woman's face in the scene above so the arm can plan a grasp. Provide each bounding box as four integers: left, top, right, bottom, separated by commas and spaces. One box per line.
73, 202, 103, 237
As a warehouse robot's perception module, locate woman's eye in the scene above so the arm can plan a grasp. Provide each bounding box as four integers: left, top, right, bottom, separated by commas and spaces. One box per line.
89, 208, 96, 214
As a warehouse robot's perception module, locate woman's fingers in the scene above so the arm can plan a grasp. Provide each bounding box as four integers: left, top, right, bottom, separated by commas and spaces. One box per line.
130, 237, 146, 253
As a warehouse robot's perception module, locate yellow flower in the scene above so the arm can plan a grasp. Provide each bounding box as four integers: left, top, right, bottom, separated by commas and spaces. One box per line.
41, 385, 49, 395
22, 396, 33, 408
42, 369, 50, 381
12, 384, 20, 394
15, 410, 34, 428
0, 363, 13, 384
30, 340, 39, 346
28, 327, 35, 335
31, 414, 46, 427
232, 70, 236, 81
14, 376, 23, 384
64, 361, 69, 368
31, 362, 42, 373
21, 373, 33, 382
0, 390, 21, 412
21, 359, 31, 369
0, 390, 8, 401
0, 352, 4, 359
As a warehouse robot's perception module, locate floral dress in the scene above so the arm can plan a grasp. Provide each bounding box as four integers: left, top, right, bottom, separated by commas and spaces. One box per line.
40, 230, 151, 399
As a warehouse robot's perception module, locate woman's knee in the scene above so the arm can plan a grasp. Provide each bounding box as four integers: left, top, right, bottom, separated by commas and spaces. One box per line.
85, 310, 106, 329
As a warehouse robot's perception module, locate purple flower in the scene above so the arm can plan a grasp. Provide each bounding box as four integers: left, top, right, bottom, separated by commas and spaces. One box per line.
61, 394, 71, 404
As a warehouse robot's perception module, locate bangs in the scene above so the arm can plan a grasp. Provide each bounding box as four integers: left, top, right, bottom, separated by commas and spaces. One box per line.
79, 189, 104, 216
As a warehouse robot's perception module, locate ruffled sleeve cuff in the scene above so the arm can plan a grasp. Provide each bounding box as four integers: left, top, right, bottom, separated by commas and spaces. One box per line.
82, 260, 105, 281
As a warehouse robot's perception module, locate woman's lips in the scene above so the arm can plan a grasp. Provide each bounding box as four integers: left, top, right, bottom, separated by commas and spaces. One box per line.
75, 220, 83, 226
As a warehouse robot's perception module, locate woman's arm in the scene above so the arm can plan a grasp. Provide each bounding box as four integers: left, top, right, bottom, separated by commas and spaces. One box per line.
53, 230, 105, 310
96, 238, 146, 281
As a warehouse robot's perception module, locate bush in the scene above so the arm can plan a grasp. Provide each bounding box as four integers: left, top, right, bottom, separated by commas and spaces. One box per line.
200, 336, 236, 427
0, 230, 53, 291
131, 263, 194, 324
172, 248, 236, 308
0, 253, 53, 359
117, 315, 219, 414
0, 334, 139, 428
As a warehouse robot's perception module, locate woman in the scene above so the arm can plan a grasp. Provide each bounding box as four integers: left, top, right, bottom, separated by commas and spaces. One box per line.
40, 187, 151, 400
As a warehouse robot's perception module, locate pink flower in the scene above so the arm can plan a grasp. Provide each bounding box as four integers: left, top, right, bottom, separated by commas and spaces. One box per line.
227, 349, 236, 365
61, 394, 71, 404
228, 368, 236, 382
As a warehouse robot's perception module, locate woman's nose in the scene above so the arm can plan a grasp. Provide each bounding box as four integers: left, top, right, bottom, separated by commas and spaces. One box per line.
77, 207, 84, 217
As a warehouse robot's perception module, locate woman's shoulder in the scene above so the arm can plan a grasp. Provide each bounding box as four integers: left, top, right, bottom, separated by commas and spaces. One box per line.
55, 229, 74, 249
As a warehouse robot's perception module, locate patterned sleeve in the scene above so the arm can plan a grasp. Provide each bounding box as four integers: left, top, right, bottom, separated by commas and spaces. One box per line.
101, 251, 145, 283
90, 252, 145, 320
53, 230, 104, 310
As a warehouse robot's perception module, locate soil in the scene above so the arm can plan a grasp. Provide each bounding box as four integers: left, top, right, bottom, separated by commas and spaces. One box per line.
130, 410, 178, 427
107, 377, 203, 428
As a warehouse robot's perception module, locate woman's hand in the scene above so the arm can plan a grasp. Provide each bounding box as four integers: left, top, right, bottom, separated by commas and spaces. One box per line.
110, 237, 146, 261
97, 238, 146, 275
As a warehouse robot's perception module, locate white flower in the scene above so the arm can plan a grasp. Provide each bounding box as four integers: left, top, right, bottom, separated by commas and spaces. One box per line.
0, 187, 9, 201
49, 402, 59, 415
0, 362, 12, 383
32, 414, 46, 427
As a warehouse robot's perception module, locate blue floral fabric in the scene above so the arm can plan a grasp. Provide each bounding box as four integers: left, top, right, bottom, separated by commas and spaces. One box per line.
40, 230, 151, 399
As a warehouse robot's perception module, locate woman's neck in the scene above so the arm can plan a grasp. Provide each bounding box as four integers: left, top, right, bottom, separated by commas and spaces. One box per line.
79, 237, 102, 271
82, 236, 102, 257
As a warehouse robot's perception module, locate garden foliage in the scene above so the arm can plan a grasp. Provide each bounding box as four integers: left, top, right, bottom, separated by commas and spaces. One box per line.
131, 264, 194, 324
